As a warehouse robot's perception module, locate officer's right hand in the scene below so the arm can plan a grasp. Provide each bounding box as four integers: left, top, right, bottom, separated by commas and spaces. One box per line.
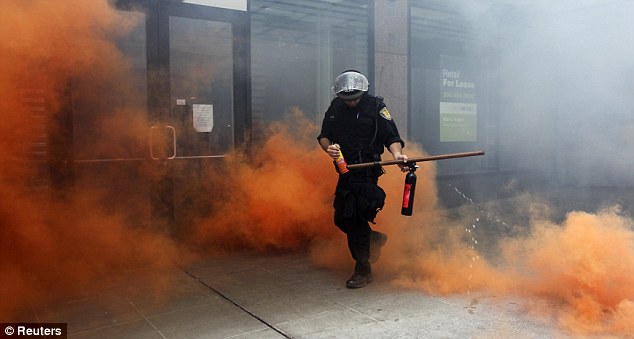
327, 144, 341, 160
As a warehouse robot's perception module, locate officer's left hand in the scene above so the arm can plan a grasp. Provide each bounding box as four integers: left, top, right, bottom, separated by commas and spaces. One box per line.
394, 153, 409, 172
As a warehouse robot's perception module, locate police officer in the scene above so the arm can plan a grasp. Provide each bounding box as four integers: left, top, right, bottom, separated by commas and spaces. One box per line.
317, 70, 408, 288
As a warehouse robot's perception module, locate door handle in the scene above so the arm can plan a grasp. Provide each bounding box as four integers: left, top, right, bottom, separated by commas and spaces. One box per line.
150, 125, 160, 160
165, 125, 176, 159
150, 125, 176, 160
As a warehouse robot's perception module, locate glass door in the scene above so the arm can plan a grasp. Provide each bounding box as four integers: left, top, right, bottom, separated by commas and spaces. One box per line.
71, 8, 153, 229
168, 16, 235, 158
152, 2, 249, 236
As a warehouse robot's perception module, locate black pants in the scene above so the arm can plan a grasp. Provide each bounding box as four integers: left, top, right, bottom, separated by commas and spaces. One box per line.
333, 168, 384, 275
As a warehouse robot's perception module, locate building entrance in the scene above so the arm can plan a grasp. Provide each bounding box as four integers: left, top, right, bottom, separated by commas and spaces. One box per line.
147, 1, 249, 235
71, 1, 249, 235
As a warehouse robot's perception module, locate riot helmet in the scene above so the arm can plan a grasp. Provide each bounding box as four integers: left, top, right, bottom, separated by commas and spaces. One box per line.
332, 70, 369, 100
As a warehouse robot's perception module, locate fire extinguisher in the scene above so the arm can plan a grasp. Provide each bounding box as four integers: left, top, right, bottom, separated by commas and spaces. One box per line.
402, 163, 418, 216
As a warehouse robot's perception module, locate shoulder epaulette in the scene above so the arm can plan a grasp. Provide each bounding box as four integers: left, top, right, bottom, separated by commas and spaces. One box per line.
374, 96, 385, 116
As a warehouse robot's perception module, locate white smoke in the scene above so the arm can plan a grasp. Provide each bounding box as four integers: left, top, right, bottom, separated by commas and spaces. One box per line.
489, 1, 634, 186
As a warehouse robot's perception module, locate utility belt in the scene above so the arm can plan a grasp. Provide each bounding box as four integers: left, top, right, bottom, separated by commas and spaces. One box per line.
345, 151, 381, 165
345, 151, 384, 178
335, 151, 384, 186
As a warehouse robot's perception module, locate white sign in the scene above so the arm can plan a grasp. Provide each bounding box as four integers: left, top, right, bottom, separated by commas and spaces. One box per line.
182, 0, 247, 11
193, 104, 214, 133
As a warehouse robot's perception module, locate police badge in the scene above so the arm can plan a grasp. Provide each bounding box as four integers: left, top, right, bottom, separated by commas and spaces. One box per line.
379, 107, 392, 120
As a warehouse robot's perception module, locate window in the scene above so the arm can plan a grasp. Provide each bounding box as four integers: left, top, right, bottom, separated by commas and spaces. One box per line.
250, 0, 371, 133
410, 0, 506, 175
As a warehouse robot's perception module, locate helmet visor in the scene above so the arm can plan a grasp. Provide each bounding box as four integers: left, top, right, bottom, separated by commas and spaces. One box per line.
332, 71, 369, 98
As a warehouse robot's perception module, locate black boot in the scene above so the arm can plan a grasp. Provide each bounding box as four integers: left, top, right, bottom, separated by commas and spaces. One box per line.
347, 261, 372, 289
346, 272, 373, 289
369, 231, 387, 264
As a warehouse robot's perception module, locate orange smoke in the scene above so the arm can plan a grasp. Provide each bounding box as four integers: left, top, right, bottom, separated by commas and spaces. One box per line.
369, 162, 634, 335
190, 108, 338, 252
0, 0, 180, 320
502, 207, 634, 335
367, 164, 634, 336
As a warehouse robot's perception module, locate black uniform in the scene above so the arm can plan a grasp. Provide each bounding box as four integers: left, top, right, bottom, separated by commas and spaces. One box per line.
317, 93, 404, 276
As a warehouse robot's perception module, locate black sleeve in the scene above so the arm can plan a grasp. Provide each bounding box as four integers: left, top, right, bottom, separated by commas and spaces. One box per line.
376, 102, 405, 149
317, 99, 338, 142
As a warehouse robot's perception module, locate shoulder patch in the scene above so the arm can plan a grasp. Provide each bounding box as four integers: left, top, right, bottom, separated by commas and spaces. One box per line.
379, 107, 392, 120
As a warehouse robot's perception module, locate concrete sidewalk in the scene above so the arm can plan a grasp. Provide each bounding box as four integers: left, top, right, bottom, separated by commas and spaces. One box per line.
25, 251, 571, 338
